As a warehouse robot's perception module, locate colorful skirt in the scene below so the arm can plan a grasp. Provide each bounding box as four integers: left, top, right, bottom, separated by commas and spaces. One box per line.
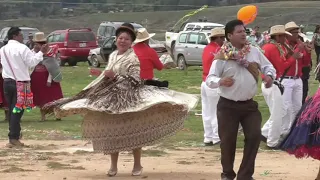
280, 90, 320, 160
31, 65, 63, 107
43, 76, 199, 154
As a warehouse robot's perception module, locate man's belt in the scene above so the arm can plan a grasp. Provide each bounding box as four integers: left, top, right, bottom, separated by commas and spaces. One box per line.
283, 76, 300, 79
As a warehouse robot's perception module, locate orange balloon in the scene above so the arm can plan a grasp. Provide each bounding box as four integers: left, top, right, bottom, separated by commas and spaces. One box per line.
237, 5, 258, 25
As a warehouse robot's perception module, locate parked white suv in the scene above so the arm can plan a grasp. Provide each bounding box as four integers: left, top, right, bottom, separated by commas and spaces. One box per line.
173, 31, 211, 70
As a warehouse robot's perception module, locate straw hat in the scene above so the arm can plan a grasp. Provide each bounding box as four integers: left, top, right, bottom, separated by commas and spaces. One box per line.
209, 27, 225, 38
33, 32, 46, 42
134, 28, 155, 43
269, 25, 292, 36
285, 21, 300, 32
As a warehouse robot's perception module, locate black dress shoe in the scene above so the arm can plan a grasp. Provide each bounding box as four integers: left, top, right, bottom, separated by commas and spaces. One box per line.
261, 135, 267, 143
204, 142, 213, 146
266, 146, 280, 150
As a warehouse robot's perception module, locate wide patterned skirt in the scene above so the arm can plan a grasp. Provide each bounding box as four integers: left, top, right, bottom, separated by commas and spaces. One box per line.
44, 76, 199, 154
280, 89, 320, 160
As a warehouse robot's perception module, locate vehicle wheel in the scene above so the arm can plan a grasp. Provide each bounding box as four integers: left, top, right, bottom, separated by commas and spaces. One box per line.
56, 52, 66, 66
68, 59, 77, 66
177, 55, 187, 70
87, 60, 92, 66
91, 55, 100, 68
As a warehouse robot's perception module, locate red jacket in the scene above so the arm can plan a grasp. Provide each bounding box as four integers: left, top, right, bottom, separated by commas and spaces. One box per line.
202, 42, 221, 81
285, 41, 311, 77
133, 43, 164, 80
262, 43, 295, 79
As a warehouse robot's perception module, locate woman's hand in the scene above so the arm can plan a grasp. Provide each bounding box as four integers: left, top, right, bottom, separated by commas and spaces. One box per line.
104, 70, 116, 80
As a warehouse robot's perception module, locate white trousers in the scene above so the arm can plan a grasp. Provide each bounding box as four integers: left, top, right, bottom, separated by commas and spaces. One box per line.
201, 82, 220, 143
261, 84, 289, 147
281, 78, 303, 133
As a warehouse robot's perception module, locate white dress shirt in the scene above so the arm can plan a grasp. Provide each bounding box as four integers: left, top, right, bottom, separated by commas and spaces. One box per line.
206, 46, 276, 101
0, 40, 43, 81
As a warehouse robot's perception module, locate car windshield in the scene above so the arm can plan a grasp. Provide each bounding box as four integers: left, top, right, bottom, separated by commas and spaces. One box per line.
68, 31, 95, 41
22, 29, 39, 40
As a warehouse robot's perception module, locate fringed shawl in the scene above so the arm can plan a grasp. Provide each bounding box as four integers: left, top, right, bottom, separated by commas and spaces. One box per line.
42, 48, 143, 115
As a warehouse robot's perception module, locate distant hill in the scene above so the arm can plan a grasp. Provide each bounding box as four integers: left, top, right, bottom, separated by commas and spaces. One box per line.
0, 0, 318, 20
0, 1, 319, 40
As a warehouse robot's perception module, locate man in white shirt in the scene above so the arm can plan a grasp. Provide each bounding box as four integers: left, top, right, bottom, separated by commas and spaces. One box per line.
206, 20, 276, 180
0, 27, 48, 147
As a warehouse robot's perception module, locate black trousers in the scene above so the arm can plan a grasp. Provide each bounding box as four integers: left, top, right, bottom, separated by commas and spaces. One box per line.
217, 97, 262, 180
3, 78, 24, 140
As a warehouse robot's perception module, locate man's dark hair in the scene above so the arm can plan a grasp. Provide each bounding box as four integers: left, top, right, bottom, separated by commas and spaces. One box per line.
7, 27, 21, 40
225, 20, 244, 41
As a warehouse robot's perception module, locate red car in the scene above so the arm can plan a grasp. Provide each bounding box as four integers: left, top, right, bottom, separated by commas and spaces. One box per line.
47, 28, 98, 66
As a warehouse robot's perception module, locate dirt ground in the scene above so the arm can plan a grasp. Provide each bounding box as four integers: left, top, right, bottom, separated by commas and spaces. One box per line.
0, 140, 317, 180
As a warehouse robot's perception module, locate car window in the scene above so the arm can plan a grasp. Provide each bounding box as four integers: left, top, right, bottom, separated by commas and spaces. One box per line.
0, 29, 7, 39
103, 37, 115, 48
68, 31, 95, 41
47, 35, 54, 43
178, 33, 187, 43
105, 26, 114, 37
187, 34, 198, 44
98, 25, 106, 37
198, 33, 208, 45
59, 33, 66, 42
21, 29, 39, 40
53, 34, 61, 42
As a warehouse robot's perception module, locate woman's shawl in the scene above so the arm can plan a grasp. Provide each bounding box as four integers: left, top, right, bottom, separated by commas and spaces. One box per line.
84, 48, 140, 90
30, 45, 62, 83
42, 56, 62, 82
42, 48, 141, 115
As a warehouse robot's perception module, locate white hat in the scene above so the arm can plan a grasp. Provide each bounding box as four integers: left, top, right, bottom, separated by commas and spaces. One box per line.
209, 27, 225, 38
134, 28, 155, 43
285, 21, 300, 32
33, 32, 46, 42
269, 25, 292, 36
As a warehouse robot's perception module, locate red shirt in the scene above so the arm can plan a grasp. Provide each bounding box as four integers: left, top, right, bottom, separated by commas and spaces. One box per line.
202, 42, 221, 81
133, 43, 164, 80
262, 43, 295, 79
285, 41, 311, 77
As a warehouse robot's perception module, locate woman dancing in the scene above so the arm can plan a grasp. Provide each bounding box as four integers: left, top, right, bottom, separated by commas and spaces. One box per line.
30, 32, 63, 121
43, 23, 198, 177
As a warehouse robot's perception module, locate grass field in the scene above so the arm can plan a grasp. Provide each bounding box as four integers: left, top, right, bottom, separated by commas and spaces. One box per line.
0, 53, 318, 149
